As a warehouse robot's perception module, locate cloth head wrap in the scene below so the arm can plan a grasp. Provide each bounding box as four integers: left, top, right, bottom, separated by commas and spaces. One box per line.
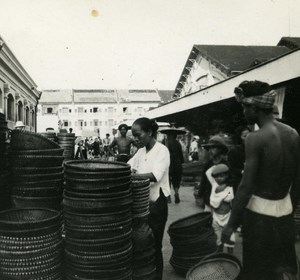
234, 80, 276, 109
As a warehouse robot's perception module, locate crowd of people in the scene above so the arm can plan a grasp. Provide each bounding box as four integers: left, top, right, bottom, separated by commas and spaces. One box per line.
56, 79, 300, 280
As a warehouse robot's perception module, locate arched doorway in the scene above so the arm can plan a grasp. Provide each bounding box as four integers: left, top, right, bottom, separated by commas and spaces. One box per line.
7, 94, 15, 121
17, 100, 23, 121
25, 106, 30, 126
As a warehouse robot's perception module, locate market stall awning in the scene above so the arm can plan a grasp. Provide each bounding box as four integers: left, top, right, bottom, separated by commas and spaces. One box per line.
145, 48, 300, 121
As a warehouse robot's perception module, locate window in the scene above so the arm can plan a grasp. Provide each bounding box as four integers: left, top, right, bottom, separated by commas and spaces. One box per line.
47, 107, 53, 114
7, 94, 15, 121
99, 108, 102, 113
79, 120, 84, 128
17, 101, 23, 121
123, 107, 128, 113
99, 121, 102, 126
94, 120, 98, 126
90, 109, 92, 113
69, 109, 72, 113
25, 106, 30, 126
78, 107, 83, 113
62, 107, 68, 114
108, 107, 113, 113
93, 107, 98, 113
84, 109, 87, 113
69, 121, 72, 126
108, 119, 114, 127
84, 121, 87, 126
63, 120, 68, 127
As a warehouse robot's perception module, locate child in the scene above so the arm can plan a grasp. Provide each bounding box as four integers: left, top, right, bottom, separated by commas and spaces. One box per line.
207, 163, 235, 254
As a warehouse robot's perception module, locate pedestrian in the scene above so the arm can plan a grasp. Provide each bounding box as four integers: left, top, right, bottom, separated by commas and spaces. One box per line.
222, 80, 300, 279
160, 128, 185, 204
109, 124, 137, 162
92, 137, 101, 158
207, 163, 235, 254
103, 133, 111, 159
189, 135, 199, 161
199, 135, 229, 212
74, 140, 87, 160
128, 117, 170, 280
14, 121, 25, 131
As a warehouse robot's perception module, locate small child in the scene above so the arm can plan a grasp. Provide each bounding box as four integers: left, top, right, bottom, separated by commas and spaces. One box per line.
206, 163, 235, 254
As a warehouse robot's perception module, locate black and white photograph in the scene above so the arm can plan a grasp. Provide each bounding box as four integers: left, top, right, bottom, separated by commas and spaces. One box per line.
0, 0, 300, 279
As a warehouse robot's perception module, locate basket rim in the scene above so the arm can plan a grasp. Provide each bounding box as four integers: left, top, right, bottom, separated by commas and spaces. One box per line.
0, 208, 61, 226
11, 130, 60, 149
64, 160, 130, 171
186, 257, 241, 279
168, 212, 211, 231
65, 175, 131, 183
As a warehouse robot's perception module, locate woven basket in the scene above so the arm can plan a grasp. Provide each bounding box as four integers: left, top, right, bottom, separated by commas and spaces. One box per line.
186, 258, 241, 280
64, 160, 130, 172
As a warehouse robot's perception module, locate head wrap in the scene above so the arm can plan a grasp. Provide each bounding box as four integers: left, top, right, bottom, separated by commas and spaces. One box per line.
234, 80, 276, 109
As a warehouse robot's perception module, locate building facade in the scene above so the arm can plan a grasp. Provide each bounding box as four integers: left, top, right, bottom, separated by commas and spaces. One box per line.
0, 36, 40, 130
37, 89, 162, 137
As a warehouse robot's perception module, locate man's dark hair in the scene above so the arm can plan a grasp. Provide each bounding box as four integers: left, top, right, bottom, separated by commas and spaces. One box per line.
238, 80, 272, 97
118, 124, 129, 131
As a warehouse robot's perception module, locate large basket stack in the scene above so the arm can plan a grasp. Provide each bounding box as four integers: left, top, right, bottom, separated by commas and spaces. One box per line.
63, 160, 133, 280
0, 114, 10, 211
0, 208, 63, 280
57, 132, 75, 161
168, 212, 217, 276
9, 130, 64, 210
131, 179, 156, 280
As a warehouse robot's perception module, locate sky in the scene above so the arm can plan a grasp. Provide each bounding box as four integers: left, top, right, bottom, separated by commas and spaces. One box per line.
0, 0, 300, 91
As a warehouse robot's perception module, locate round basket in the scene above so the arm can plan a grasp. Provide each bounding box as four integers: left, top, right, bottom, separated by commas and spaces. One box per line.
11, 166, 63, 175
64, 160, 130, 172
10, 130, 60, 150
168, 212, 212, 235
9, 148, 64, 156
0, 208, 61, 231
9, 155, 64, 168
65, 169, 131, 179
186, 258, 241, 280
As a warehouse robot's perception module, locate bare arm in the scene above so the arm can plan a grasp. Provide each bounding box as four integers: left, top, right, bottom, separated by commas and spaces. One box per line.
132, 172, 157, 182
290, 137, 300, 209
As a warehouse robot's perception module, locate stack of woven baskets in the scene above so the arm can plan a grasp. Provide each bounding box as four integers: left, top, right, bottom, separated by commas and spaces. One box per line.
0, 114, 10, 211
168, 212, 217, 276
9, 130, 64, 210
63, 160, 133, 280
40, 131, 58, 143
0, 208, 63, 280
57, 132, 75, 161
131, 178, 156, 280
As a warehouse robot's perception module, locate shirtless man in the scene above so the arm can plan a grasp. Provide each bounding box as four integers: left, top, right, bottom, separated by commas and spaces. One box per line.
109, 124, 137, 162
222, 80, 300, 279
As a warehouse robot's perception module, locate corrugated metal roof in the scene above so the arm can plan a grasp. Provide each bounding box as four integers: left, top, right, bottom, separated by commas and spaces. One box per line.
117, 89, 161, 102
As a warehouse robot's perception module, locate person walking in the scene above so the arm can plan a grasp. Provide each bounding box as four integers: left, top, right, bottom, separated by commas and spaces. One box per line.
128, 117, 170, 280
189, 135, 199, 161
160, 128, 185, 204
102, 133, 111, 159
222, 80, 300, 279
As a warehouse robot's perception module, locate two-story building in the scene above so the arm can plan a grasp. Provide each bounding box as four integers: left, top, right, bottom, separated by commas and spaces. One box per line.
37, 89, 163, 137
0, 36, 40, 130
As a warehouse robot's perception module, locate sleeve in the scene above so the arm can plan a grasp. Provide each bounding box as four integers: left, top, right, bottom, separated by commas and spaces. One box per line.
151, 145, 170, 182
127, 150, 140, 170
223, 187, 234, 202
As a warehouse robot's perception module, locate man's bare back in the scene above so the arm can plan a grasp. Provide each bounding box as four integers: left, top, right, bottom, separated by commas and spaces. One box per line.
111, 136, 134, 155
250, 120, 300, 200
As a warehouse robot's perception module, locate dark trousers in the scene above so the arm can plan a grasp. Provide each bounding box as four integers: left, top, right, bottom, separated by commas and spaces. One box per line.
242, 209, 298, 280
148, 190, 168, 280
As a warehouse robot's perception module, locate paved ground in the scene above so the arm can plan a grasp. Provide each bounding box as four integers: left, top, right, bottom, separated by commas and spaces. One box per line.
162, 185, 300, 280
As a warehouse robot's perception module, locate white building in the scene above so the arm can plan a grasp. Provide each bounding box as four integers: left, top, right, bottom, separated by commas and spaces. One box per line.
0, 36, 40, 130
37, 89, 163, 137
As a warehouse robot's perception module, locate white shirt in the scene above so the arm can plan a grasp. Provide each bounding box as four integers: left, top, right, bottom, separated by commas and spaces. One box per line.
128, 142, 170, 202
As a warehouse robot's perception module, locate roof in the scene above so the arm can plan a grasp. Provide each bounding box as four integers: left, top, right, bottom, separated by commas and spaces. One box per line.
175, 44, 290, 95
74, 90, 117, 103
39, 89, 73, 103
278, 37, 300, 50
39, 89, 162, 104
157, 90, 175, 103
